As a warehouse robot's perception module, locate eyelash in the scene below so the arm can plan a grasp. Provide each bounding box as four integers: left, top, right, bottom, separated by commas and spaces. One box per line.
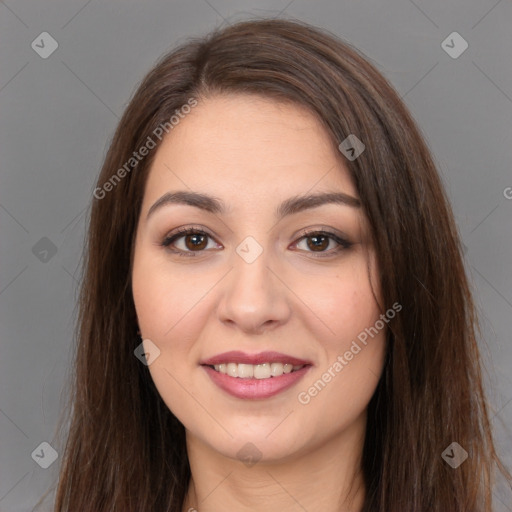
160, 226, 352, 258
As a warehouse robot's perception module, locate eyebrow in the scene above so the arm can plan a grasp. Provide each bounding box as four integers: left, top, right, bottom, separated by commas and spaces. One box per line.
146, 190, 361, 222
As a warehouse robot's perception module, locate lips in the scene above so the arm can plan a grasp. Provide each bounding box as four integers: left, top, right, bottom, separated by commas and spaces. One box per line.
200, 350, 313, 399
200, 350, 312, 367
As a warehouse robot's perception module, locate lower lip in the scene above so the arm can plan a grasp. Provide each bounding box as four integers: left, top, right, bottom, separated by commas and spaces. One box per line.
202, 365, 312, 399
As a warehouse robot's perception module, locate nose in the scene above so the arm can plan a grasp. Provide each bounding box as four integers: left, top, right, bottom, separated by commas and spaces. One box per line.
216, 246, 292, 335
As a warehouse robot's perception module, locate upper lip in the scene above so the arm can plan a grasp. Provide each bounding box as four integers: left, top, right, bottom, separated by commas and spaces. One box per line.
200, 350, 312, 366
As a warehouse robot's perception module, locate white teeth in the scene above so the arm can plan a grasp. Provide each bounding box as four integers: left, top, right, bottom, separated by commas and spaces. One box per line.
227, 363, 238, 377
270, 362, 283, 377
211, 362, 305, 378
238, 363, 254, 378
253, 363, 270, 379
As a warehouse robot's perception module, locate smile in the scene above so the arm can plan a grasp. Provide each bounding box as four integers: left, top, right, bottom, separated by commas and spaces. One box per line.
202, 364, 312, 399
208, 362, 305, 379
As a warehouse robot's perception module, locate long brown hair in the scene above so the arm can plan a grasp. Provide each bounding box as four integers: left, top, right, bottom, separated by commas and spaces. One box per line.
41, 18, 510, 511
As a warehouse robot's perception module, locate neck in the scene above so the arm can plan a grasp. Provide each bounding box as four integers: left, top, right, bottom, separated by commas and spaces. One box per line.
182, 412, 367, 512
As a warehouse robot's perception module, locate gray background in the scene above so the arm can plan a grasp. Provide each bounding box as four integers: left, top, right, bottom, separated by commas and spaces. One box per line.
1, 1, 511, 510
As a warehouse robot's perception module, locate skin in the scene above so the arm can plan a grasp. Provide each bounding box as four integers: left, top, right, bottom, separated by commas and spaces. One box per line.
131, 94, 387, 512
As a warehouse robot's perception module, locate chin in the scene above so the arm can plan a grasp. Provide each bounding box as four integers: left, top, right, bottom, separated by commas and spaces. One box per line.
194, 420, 308, 464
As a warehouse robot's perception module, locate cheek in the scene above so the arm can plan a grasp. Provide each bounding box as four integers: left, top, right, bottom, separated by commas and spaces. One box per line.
132, 251, 212, 343
296, 312, 386, 441
296, 252, 381, 347
132, 253, 215, 418
292, 254, 385, 420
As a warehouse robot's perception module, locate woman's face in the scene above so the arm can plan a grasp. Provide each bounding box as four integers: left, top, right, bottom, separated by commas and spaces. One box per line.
132, 94, 387, 463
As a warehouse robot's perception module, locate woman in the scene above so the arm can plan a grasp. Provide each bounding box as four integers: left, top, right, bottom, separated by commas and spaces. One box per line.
48, 18, 510, 512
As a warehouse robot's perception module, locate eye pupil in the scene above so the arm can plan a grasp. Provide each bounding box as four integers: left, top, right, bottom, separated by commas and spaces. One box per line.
307, 235, 329, 251
185, 234, 207, 250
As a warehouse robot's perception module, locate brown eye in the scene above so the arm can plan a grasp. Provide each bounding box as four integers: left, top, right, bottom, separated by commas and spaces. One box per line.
161, 228, 220, 256
305, 234, 330, 252
183, 233, 208, 251
293, 230, 352, 257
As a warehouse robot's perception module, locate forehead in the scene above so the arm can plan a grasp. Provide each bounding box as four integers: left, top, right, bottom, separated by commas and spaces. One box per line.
143, 94, 358, 209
